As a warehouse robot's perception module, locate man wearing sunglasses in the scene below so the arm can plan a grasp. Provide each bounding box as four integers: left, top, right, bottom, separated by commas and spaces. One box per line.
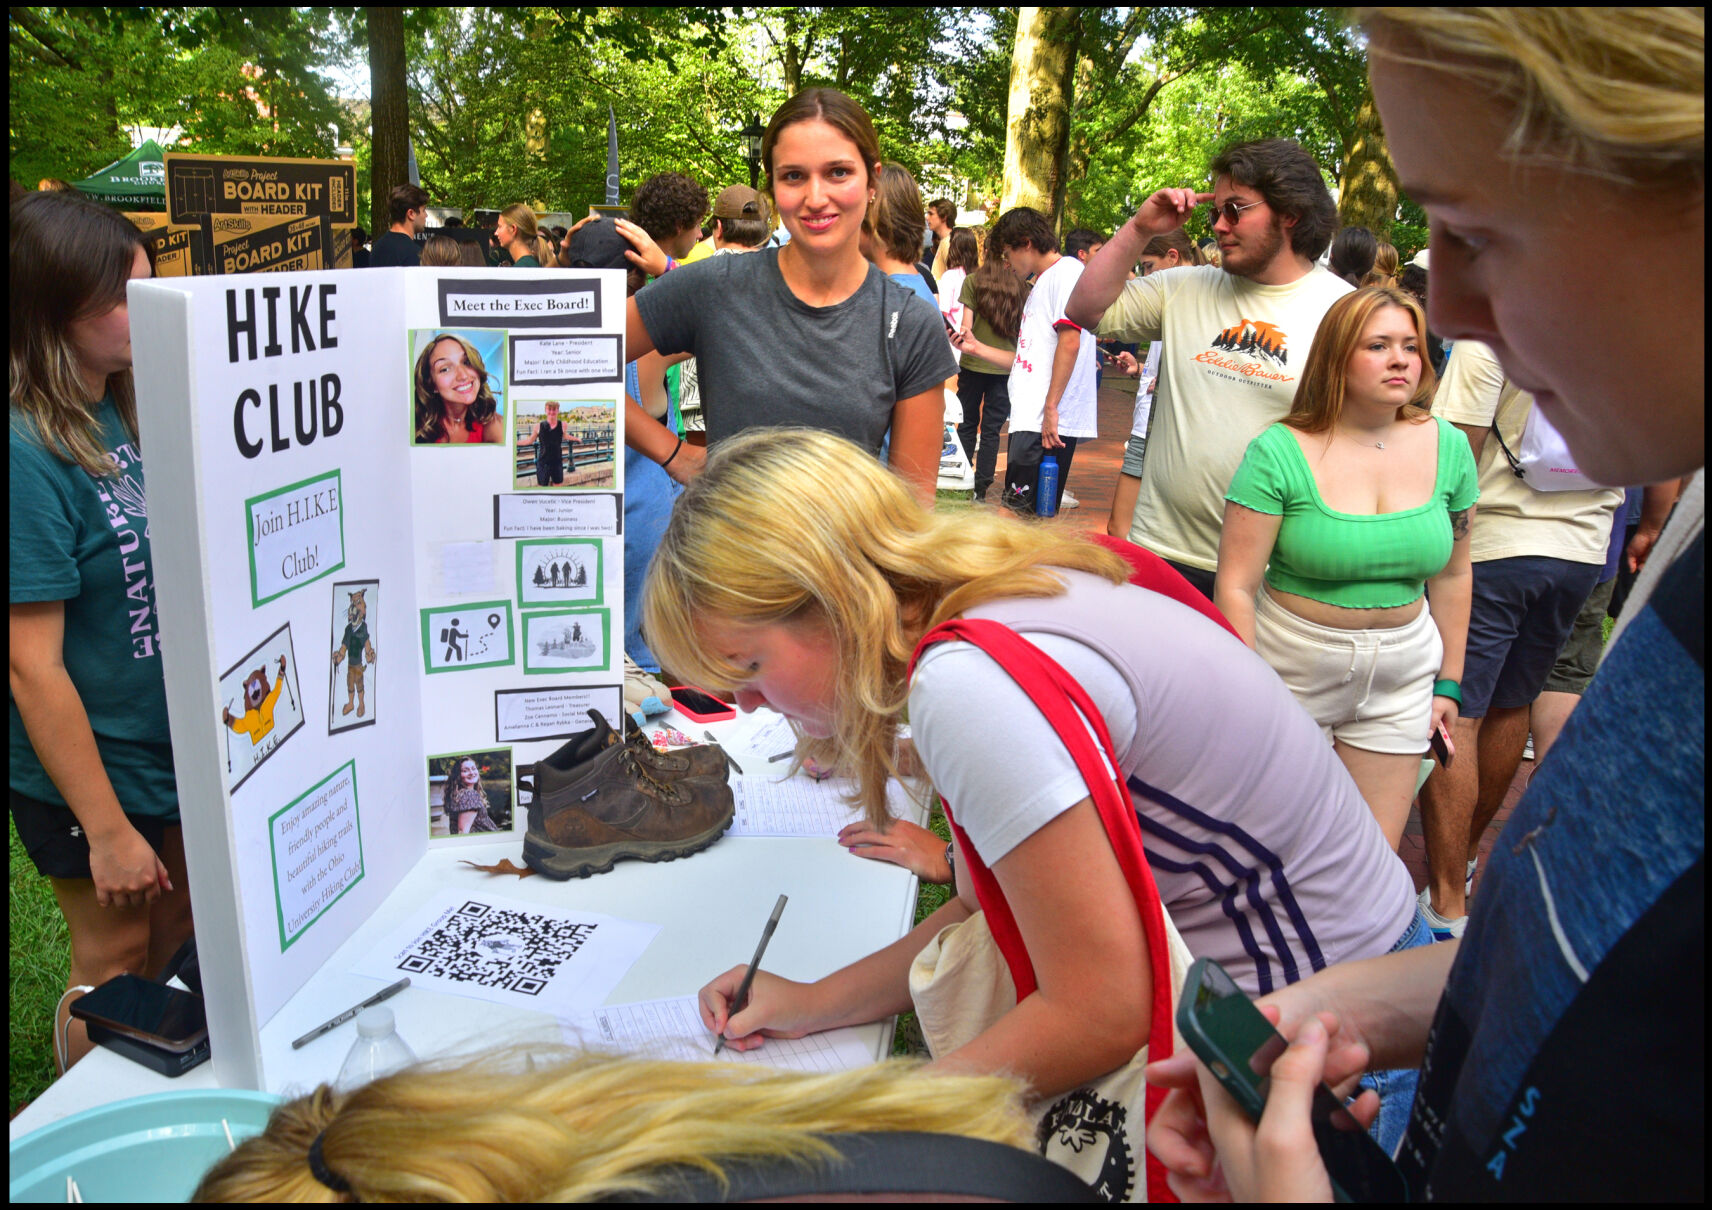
1065, 139, 1352, 600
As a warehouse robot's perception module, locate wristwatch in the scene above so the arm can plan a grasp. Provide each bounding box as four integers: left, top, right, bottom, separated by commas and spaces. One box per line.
944, 840, 955, 883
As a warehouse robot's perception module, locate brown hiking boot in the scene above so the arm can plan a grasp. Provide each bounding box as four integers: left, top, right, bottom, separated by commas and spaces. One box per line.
522, 741, 734, 880
532, 708, 731, 784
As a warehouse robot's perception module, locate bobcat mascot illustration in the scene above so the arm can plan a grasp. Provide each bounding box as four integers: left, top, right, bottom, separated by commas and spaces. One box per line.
224, 655, 287, 744
332, 589, 377, 718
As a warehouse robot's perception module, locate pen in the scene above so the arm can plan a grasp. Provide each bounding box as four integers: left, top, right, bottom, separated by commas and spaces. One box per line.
768, 749, 795, 762
705, 729, 742, 774
714, 893, 787, 1055
291, 977, 410, 1049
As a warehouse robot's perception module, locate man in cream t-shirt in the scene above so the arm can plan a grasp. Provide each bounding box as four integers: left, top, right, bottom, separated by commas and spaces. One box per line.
1066, 138, 1352, 598
1415, 339, 1623, 938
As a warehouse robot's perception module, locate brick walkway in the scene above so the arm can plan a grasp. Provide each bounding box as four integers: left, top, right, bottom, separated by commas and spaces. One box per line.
982, 377, 1534, 896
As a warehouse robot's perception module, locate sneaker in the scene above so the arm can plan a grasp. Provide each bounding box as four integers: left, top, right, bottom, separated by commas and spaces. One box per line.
1417, 886, 1467, 941
523, 741, 734, 880
1465, 857, 1479, 898
1060, 489, 1080, 509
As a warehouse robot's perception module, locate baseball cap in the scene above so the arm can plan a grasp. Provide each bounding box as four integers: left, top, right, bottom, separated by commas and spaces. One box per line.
712, 185, 768, 222
1409, 248, 1430, 270
565, 217, 631, 270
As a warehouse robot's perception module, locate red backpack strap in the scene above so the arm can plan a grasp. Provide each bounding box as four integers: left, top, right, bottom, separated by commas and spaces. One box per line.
908, 617, 1178, 1201
1086, 532, 1241, 641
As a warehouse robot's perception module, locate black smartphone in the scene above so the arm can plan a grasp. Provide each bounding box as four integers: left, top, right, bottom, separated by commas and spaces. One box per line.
70, 973, 209, 1054
1429, 720, 1455, 767
670, 685, 737, 724
1176, 958, 1409, 1203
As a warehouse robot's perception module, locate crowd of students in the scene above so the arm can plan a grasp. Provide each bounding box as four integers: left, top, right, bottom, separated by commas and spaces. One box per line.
11, 4, 1701, 1201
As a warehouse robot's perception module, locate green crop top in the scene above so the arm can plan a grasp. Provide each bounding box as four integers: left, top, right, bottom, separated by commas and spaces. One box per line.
1225, 418, 1479, 608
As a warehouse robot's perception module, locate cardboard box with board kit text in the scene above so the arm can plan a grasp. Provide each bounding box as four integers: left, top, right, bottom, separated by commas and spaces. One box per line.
196, 213, 334, 276
165, 153, 357, 228
125, 212, 198, 278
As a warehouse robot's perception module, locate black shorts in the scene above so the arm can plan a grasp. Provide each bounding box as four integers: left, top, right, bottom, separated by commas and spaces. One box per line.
8, 787, 177, 881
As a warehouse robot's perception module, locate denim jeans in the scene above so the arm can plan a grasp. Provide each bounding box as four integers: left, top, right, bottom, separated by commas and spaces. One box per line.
1359, 905, 1433, 1156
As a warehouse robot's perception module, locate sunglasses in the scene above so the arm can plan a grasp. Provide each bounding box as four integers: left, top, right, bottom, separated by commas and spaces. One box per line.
1211, 198, 1266, 226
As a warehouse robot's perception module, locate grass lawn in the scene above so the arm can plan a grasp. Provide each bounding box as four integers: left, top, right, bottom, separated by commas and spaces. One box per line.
10, 813, 68, 1116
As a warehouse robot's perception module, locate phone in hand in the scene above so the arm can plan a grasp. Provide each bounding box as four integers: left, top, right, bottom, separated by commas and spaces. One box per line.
1176, 958, 1409, 1203
1429, 719, 1455, 767
670, 685, 736, 724
70, 973, 208, 1054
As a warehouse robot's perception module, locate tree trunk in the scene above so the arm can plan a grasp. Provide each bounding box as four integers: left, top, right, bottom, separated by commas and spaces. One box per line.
1336, 89, 1399, 240
367, 7, 409, 233
1000, 7, 1080, 228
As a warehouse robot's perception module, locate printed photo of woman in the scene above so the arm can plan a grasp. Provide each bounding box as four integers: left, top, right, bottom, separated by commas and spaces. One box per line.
411, 330, 507, 446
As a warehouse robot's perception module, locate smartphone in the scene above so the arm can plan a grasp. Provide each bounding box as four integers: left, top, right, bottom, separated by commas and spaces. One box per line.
670, 685, 736, 724
1176, 958, 1409, 1203
1429, 720, 1455, 767
70, 973, 208, 1054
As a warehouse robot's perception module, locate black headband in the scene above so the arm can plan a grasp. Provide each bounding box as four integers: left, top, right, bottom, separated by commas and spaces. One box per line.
308, 1130, 353, 1195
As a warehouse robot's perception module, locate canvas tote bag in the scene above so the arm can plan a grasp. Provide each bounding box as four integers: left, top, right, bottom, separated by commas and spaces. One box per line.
905, 617, 1192, 1202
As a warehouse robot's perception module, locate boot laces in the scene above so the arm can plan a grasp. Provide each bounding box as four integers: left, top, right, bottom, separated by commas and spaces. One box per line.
618, 747, 681, 801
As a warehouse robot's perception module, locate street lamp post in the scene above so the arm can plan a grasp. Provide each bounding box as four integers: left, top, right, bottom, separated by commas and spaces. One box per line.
741, 115, 765, 190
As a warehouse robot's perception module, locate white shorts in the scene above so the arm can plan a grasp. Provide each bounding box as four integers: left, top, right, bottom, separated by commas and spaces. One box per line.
1254, 586, 1442, 756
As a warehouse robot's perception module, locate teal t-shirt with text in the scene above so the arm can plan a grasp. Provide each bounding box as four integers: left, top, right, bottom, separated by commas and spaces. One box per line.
9, 399, 178, 819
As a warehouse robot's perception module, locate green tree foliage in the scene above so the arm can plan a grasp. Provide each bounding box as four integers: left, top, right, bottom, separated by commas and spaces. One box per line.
8, 8, 345, 189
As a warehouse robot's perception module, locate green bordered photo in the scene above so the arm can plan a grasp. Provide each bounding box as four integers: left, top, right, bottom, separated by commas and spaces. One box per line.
419, 599, 516, 674
515, 537, 604, 610
427, 746, 515, 839
245, 468, 346, 607
521, 607, 610, 675
268, 760, 364, 952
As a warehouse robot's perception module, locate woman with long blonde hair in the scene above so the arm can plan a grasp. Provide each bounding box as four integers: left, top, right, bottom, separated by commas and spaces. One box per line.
494, 203, 542, 267
1150, 7, 1705, 1200
1216, 285, 1477, 851
10, 191, 192, 1074
642, 428, 1421, 1151
192, 1049, 1043, 1202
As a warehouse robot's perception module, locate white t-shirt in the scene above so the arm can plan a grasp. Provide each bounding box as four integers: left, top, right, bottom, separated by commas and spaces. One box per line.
1008, 256, 1099, 439
938, 266, 968, 359
1432, 340, 1622, 564
908, 570, 1415, 996
1095, 264, 1354, 570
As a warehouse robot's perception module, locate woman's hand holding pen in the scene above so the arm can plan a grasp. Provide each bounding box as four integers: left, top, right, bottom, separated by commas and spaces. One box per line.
698, 966, 826, 1052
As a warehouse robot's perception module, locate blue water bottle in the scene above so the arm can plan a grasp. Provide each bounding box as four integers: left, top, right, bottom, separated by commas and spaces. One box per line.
1035, 454, 1060, 517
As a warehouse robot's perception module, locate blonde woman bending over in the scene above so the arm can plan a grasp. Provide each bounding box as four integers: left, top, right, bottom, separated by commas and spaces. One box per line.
193, 1049, 1047, 1202
1217, 287, 1476, 848
644, 428, 1424, 1154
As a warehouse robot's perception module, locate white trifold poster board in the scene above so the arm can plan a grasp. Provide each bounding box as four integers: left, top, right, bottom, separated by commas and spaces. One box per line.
129, 266, 627, 1088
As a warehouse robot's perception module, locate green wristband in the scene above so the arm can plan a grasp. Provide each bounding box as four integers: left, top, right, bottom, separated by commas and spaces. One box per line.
1433, 679, 1462, 704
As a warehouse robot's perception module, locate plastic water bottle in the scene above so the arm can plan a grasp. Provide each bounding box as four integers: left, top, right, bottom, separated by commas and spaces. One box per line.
334, 1006, 416, 1092
1035, 454, 1060, 517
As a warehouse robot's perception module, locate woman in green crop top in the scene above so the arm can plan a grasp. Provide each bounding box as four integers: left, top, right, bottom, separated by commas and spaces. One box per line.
1215, 287, 1477, 848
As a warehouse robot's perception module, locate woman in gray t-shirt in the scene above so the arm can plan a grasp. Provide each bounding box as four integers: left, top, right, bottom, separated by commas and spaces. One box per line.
618, 89, 955, 504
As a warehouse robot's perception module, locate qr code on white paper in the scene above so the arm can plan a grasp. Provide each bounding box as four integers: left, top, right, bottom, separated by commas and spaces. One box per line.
397, 900, 597, 996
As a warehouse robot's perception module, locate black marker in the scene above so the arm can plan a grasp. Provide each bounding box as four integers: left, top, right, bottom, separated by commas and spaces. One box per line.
291, 977, 410, 1049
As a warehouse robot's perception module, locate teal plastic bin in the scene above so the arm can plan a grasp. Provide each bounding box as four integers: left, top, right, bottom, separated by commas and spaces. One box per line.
10, 1089, 281, 1202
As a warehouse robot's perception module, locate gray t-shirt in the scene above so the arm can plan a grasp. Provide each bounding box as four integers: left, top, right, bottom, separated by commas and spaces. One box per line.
635, 248, 957, 452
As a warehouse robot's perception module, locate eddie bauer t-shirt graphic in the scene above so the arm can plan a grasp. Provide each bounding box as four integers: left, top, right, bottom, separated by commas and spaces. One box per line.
1094, 263, 1353, 571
